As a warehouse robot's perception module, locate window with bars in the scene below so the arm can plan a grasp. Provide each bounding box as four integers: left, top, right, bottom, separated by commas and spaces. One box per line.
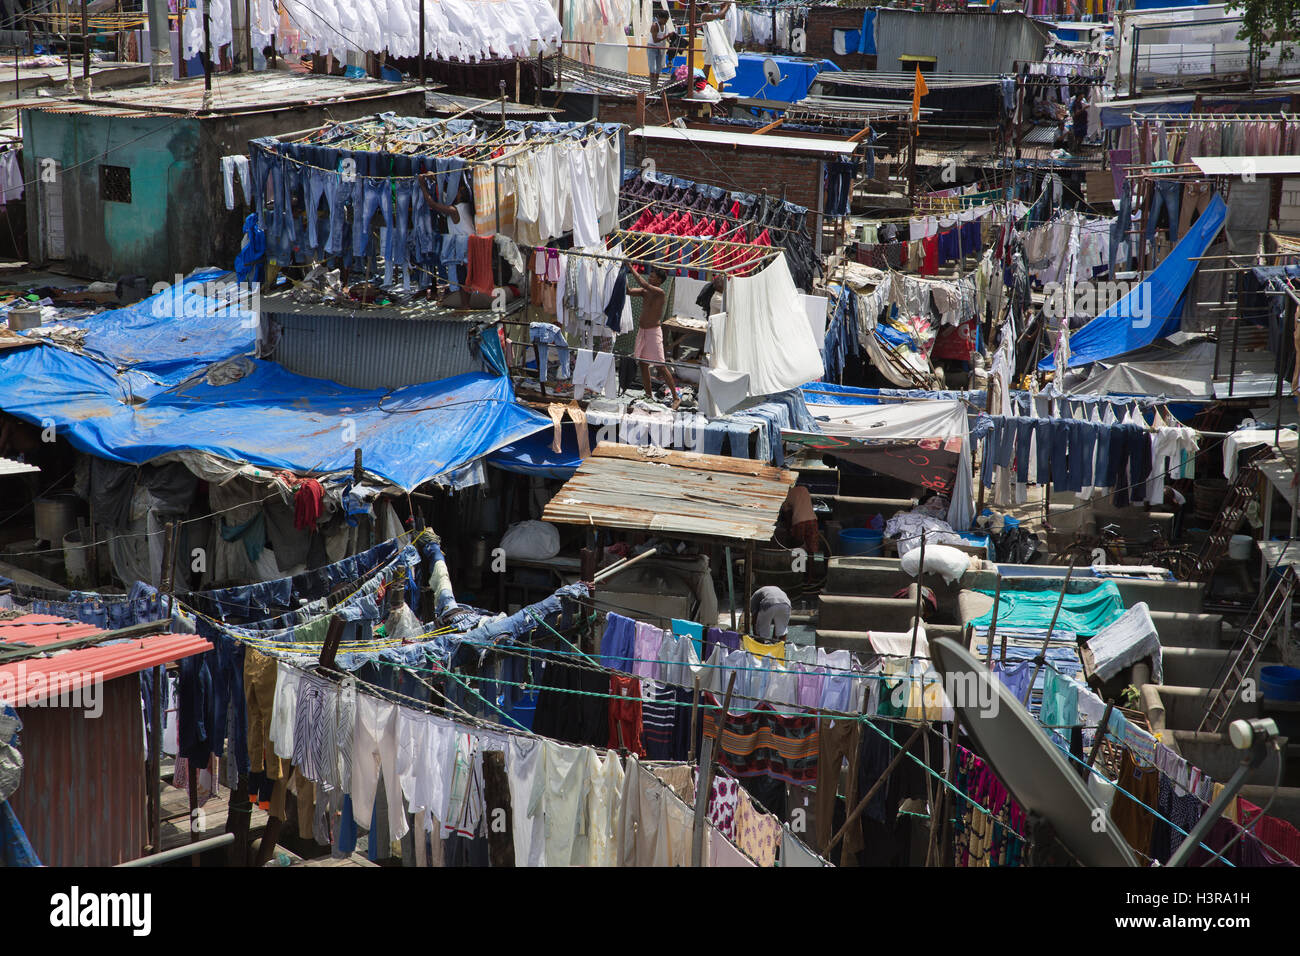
100, 165, 132, 203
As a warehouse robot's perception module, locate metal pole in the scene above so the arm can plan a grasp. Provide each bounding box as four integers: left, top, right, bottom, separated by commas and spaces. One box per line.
983, 574, 1002, 668
418, 0, 425, 86
117, 832, 235, 867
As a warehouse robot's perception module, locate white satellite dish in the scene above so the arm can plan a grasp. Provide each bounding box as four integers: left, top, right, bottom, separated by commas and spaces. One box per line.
761, 57, 784, 90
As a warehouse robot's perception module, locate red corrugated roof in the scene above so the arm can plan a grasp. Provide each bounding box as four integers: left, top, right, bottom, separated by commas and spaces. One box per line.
0, 614, 211, 707
0, 613, 103, 648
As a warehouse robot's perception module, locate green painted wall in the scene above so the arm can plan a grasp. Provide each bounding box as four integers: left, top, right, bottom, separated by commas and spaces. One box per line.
23, 110, 199, 280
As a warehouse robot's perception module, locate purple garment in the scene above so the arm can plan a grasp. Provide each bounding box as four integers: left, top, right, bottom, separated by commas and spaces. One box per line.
633, 621, 664, 680
993, 660, 1033, 703
706, 627, 742, 656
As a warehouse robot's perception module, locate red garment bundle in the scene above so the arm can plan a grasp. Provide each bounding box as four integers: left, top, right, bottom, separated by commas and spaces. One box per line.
465, 234, 495, 295
609, 675, 645, 756
293, 479, 324, 530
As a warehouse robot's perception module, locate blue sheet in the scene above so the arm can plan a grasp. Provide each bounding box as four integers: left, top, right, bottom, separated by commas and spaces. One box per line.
672, 53, 839, 103
1038, 194, 1227, 371
0, 347, 551, 491
487, 429, 584, 480
48, 269, 257, 386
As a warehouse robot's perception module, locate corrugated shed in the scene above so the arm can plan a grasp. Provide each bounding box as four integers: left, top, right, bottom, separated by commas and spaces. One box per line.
9, 676, 146, 866
267, 311, 484, 389
1, 614, 211, 865
542, 442, 795, 542
873, 10, 1051, 76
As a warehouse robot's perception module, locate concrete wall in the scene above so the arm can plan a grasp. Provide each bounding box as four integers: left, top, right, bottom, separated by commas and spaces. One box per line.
22, 88, 425, 282
872, 10, 1051, 75
23, 110, 198, 281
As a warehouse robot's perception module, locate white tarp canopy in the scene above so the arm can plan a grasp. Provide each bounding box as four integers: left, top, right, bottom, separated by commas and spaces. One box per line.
797, 397, 973, 531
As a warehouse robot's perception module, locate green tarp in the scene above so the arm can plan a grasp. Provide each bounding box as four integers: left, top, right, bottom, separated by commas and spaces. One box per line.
969, 580, 1125, 638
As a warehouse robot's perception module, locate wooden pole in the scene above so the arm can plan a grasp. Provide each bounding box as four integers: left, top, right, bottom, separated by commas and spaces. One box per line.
824, 724, 925, 855
81, 0, 90, 81
418, 0, 425, 86
686, 0, 697, 96
1022, 555, 1078, 706
691, 672, 736, 866
984, 574, 1002, 668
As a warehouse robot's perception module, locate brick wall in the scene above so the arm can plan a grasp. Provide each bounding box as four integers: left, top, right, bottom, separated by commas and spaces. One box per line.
629, 136, 825, 217
806, 6, 877, 72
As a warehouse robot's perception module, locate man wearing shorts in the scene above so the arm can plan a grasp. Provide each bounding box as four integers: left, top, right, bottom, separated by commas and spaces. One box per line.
626, 267, 680, 409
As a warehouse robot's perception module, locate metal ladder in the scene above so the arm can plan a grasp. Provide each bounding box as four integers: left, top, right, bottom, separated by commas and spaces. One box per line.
1192, 449, 1270, 582
1197, 563, 1297, 734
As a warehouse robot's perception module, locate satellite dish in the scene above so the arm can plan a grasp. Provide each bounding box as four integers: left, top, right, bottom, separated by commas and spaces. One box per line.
928, 637, 1139, 867
761, 57, 784, 89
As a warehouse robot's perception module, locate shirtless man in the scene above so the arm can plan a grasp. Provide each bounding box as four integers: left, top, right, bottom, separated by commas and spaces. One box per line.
626, 267, 680, 409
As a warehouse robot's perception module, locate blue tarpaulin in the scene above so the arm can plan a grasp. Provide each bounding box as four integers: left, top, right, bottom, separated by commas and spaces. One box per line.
858, 9, 877, 54
672, 53, 840, 103
487, 429, 584, 480
1039, 194, 1227, 371
45, 269, 256, 387
0, 276, 551, 489
0, 349, 551, 490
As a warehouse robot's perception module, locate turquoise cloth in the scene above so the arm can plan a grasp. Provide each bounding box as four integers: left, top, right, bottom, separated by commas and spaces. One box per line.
671, 618, 704, 658
220, 510, 266, 563
1040, 670, 1079, 742
969, 581, 1125, 637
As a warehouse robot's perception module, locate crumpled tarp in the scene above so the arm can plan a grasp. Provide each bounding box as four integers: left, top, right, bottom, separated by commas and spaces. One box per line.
1085, 601, 1164, 685
0, 344, 551, 491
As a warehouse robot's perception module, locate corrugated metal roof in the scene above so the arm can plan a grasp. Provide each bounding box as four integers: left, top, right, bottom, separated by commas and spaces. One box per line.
631, 124, 858, 156
28, 71, 417, 117
0, 614, 211, 707
541, 442, 795, 542
265, 309, 485, 390
0, 455, 39, 476
426, 91, 555, 118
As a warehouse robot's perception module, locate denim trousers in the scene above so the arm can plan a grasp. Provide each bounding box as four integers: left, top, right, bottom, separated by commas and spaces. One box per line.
304, 166, 338, 255
529, 323, 571, 382
1093, 422, 1112, 488
1146, 180, 1182, 243
1108, 189, 1131, 277
1050, 419, 1071, 492
353, 177, 393, 259
1035, 418, 1054, 485
1014, 418, 1035, 483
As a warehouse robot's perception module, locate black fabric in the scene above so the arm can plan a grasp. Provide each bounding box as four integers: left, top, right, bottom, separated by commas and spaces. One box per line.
88, 457, 137, 530
530, 660, 609, 746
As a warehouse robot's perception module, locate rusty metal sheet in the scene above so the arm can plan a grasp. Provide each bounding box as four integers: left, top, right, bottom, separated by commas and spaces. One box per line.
8, 676, 147, 866
541, 442, 794, 543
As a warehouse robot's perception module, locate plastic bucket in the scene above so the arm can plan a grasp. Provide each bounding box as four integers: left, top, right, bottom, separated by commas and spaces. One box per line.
34, 495, 77, 547
839, 528, 883, 556
63, 528, 91, 586
1228, 534, 1254, 561
1260, 665, 1300, 702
